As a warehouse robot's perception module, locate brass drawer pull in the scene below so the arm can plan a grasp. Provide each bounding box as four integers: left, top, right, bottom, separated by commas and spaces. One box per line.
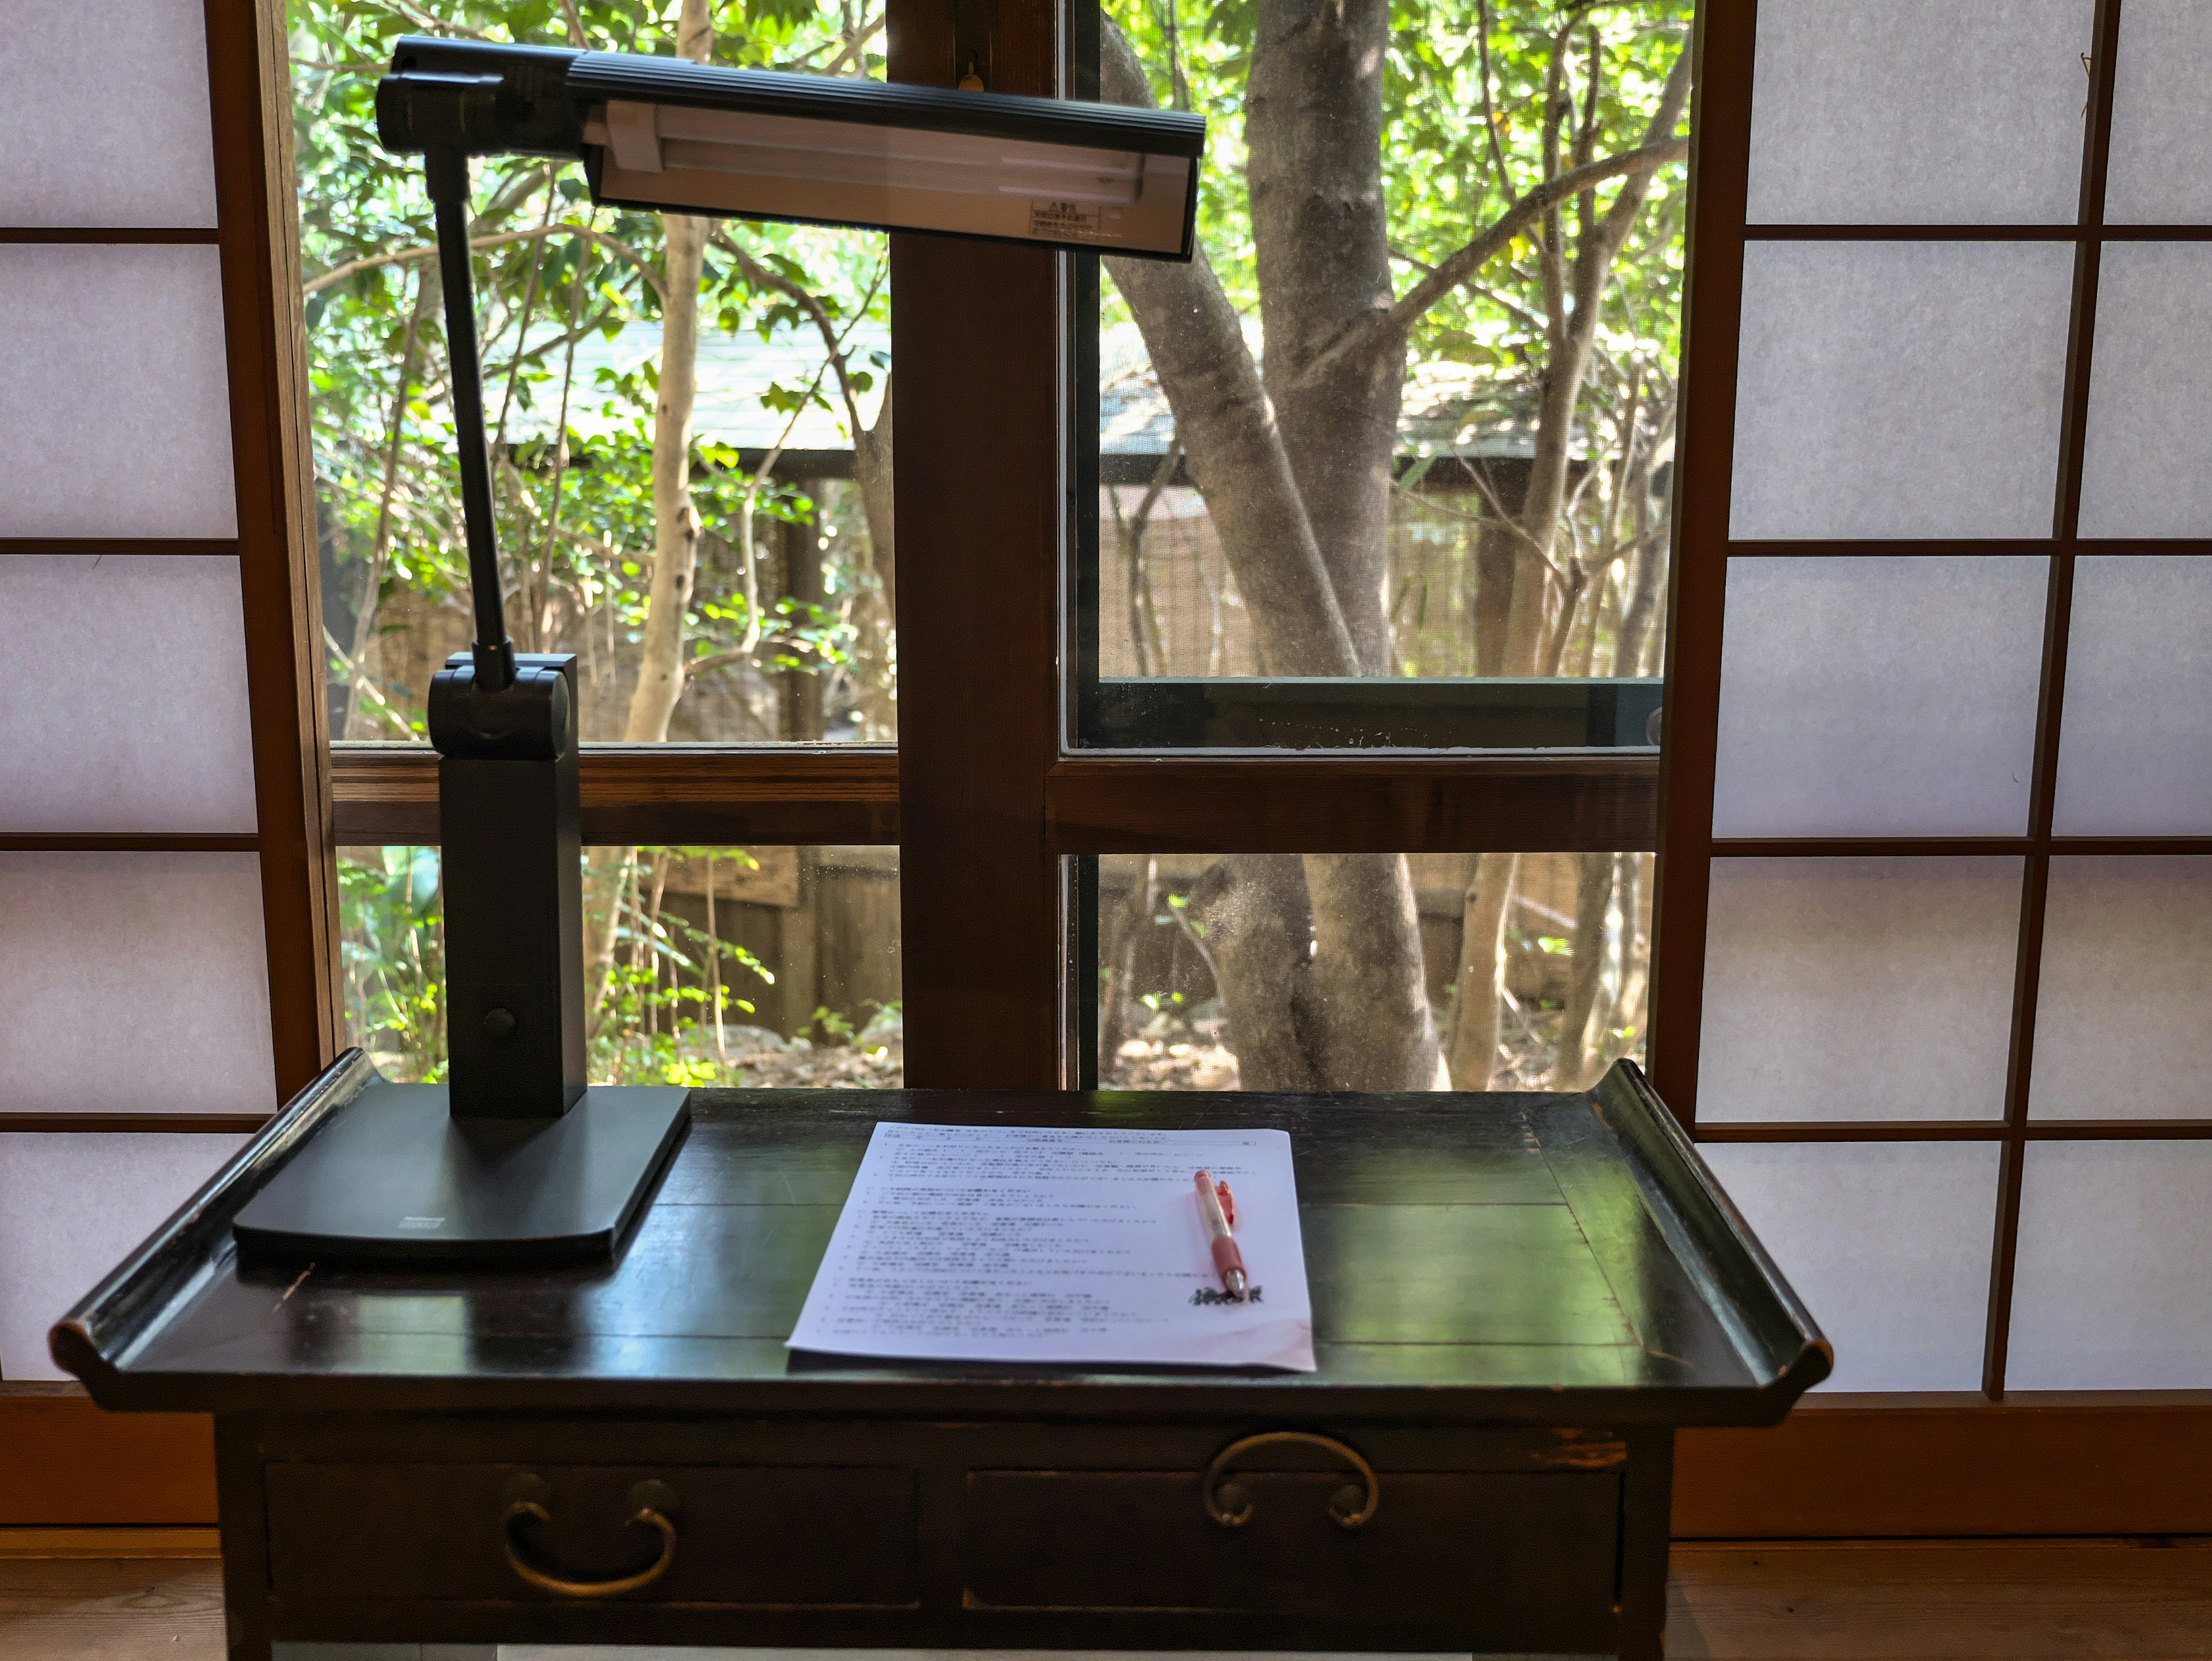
501, 1478, 679, 1598
1202, 1431, 1380, 1531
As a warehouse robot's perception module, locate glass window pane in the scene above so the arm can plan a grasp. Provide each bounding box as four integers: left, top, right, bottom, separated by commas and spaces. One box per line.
1095, 852, 1652, 1094
0, 246, 236, 539
1713, 557, 2046, 838
340, 845, 900, 1087
1729, 241, 2073, 541
299, 7, 893, 744
0, 852, 274, 1116
2030, 856, 2212, 1121
2008, 1141, 2212, 1388
2104, 0, 2212, 224
1080, 6, 1689, 746
2077, 244, 2212, 539
0, 1133, 247, 1380
1745, 0, 2090, 225
1699, 1142, 2001, 1393
2052, 555, 2212, 835
0, 0, 217, 229
0, 556, 255, 834
1699, 858, 2020, 1123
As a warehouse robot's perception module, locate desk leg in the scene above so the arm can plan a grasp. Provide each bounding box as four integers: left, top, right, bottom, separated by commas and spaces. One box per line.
214, 1417, 274, 1661
1618, 1429, 1674, 1661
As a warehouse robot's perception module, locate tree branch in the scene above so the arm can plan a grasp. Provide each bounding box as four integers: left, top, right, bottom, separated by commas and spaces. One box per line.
1289, 136, 1685, 396
305, 222, 664, 302
710, 229, 871, 441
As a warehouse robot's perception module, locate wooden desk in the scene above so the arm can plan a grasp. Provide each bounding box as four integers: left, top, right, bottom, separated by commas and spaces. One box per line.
53, 1059, 1826, 1659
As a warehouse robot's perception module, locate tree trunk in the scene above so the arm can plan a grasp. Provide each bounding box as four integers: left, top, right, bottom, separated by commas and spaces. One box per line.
854, 387, 893, 617
1184, 854, 1321, 1091
586, 0, 713, 1027
1473, 518, 1517, 676
1550, 850, 1616, 1089
1248, 0, 1399, 674
1447, 850, 1518, 1088
1302, 852, 1444, 1088
780, 510, 824, 740
1099, 856, 1158, 1076
621, 0, 714, 745
1104, 20, 1439, 1092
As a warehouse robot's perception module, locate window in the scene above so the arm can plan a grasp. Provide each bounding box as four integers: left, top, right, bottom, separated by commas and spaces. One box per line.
304, 1, 903, 1083
1069, 1, 1686, 754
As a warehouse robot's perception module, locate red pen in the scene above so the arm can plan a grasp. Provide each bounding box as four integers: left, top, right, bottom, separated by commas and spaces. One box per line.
1193, 1170, 1248, 1300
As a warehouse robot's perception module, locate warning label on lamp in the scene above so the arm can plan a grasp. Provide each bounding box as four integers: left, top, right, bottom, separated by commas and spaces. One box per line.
1029, 199, 1111, 241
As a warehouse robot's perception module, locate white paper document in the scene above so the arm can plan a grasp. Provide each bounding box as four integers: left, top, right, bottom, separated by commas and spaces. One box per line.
787, 1122, 1315, 1371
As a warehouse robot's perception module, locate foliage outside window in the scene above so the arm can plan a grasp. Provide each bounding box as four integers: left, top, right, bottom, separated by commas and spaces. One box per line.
295, 0, 895, 752
342, 845, 903, 1085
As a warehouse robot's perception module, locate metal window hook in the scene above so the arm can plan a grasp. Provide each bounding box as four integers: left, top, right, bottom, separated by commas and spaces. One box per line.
953, 0, 994, 90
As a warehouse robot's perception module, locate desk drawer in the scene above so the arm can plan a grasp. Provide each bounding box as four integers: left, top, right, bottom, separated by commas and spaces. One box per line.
264, 1462, 918, 1607
965, 1467, 1620, 1641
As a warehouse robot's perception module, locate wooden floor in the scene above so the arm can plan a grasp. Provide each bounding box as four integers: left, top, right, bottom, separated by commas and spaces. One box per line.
2, 1537, 2208, 1661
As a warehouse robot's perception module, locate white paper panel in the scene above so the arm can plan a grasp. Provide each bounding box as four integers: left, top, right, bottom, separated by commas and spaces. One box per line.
1699, 1142, 1999, 1391
0, 853, 274, 1115
0, 0, 218, 228
1745, 0, 2091, 225
0, 1133, 245, 1380
2078, 244, 2212, 539
1700, 858, 2020, 1122
1730, 243, 2075, 540
1713, 558, 2046, 837
2008, 1141, 2212, 1388
2105, 0, 2212, 223
0, 246, 236, 539
2052, 557, 2212, 834
2029, 857, 2212, 1121
0, 557, 255, 833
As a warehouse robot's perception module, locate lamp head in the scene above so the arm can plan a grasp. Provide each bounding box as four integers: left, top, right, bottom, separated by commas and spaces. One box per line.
376, 36, 1203, 260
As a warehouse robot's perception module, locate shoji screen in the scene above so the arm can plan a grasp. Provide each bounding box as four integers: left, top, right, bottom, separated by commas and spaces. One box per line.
0, 0, 333, 1379
1655, 0, 2211, 1395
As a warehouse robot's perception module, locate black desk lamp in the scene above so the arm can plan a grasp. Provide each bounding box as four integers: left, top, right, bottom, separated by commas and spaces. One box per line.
232, 39, 1200, 1267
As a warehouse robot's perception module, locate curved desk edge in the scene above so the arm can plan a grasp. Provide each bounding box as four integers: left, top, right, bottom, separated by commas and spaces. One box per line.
50, 1050, 381, 1399
1587, 1059, 1833, 1418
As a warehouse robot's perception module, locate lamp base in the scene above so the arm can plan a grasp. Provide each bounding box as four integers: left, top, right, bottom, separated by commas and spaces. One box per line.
232, 1080, 689, 1267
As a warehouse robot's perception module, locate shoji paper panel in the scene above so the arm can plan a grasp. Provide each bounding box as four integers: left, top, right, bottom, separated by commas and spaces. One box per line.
2029, 857, 2212, 1121
1700, 858, 2021, 1122
0, 0, 218, 229
2052, 556, 2212, 834
1730, 243, 2074, 540
2008, 1141, 2212, 1388
1745, 0, 2091, 225
0, 557, 255, 833
2104, 0, 2212, 223
1700, 1142, 2001, 1391
0, 1133, 245, 1380
1713, 558, 2046, 837
0, 853, 274, 1116
0, 245, 236, 539
2078, 244, 2212, 538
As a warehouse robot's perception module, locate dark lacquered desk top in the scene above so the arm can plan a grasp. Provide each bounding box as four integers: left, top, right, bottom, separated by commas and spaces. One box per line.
54, 1061, 1827, 1427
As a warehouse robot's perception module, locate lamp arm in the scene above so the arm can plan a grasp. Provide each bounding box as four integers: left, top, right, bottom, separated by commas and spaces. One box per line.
425, 145, 518, 693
